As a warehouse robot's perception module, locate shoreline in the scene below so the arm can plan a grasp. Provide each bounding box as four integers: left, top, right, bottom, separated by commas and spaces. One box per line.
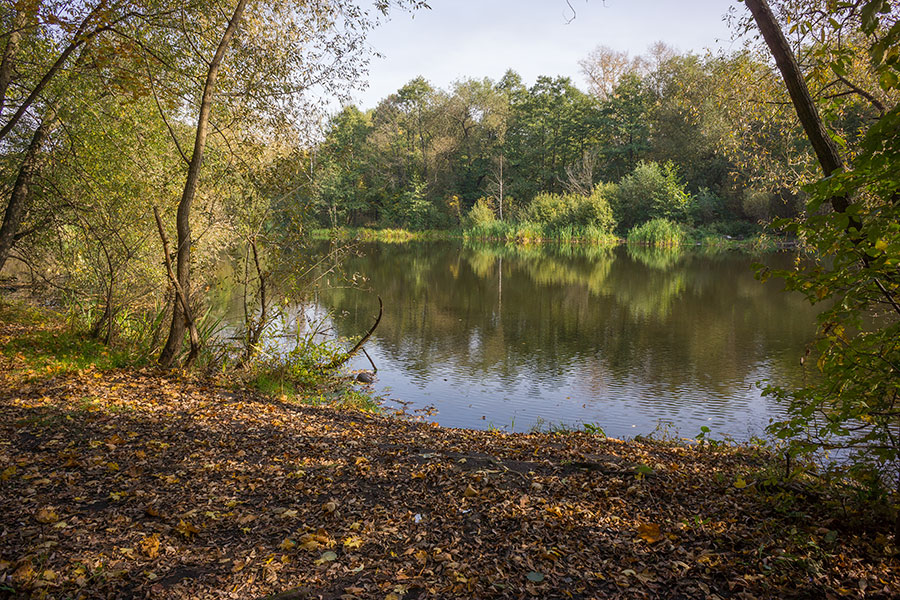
309, 226, 792, 252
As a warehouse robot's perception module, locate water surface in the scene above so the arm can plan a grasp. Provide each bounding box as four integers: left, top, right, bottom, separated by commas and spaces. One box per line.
305, 242, 817, 440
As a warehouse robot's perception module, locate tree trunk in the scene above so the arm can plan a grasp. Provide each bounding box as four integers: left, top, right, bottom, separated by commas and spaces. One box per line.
158, 0, 248, 368
743, 0, 848, 213
0, 111, 55, 273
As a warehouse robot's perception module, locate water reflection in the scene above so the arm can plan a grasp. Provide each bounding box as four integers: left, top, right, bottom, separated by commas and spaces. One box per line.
310, 242, 817, 439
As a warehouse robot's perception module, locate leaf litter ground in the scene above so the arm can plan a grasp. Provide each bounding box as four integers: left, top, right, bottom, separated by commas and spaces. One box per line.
1, 323, 899, 599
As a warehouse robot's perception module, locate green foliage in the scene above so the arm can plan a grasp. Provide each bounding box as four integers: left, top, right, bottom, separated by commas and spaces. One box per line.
466, 197, 498, 228
523, 185, 617, 232
626, 218, 686, 247
383, 176, 434, 230
582, 422, 606, 437
576, 183, 618, 232
614, 161, 694, 232
761, 70, 900, 493
689, 187, 727, 225
524, 192, 573, 225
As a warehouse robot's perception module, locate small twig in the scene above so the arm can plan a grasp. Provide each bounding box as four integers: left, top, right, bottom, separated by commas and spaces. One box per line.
361, 346, 377, 374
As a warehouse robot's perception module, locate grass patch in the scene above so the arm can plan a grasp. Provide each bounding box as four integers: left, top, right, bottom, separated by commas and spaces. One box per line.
463, 221, 619, 245
626, 218, 686, 247
0, 301, 148, 381
309, 227, 459, 242
247, 369, 380, 412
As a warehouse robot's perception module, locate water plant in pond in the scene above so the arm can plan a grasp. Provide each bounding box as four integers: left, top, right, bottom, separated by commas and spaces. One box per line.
627, 218, 686, 247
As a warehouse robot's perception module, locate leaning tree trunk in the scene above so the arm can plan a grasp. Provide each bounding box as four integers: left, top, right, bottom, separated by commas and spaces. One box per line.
0, 110, 55, 273
743, 0, 848, 213
158, 0, 248, 368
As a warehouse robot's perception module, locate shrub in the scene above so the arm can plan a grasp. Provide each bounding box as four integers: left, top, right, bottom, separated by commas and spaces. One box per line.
689, 187, 726, 226
523, 185, 617, 232
626, 218, 685, 247
574, 183, 617, 232
466, 197, 497, 228
741, 188, 772, 222
525, 192, 571, 225
614, 161, 693, 232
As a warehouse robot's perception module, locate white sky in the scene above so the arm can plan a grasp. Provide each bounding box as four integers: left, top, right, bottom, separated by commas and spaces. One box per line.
349, 0, 747, 110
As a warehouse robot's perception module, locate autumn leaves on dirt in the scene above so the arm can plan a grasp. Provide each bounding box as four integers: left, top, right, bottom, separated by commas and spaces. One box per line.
1, 360, 898, 599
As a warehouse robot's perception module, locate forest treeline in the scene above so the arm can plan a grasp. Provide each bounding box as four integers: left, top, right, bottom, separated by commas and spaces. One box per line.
306, 39, 892, 240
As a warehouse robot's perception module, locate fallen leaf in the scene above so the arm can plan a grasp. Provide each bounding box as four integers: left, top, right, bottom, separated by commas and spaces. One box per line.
175, 519, 199, 537
35, 507, 59, 524
637, 523, 663, 544
140, 534, 160, 558
280, 538, 297, 550
463, 484, 478, 498
526, 571, 545, 582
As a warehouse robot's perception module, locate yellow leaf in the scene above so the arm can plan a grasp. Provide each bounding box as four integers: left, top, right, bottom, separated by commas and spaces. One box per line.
140, 534, 160, 558
1, 466, 16, 480
637, 523, 663, 544
343, 536, 363, 549
734, 477, 747, 489
35, 507, 59, 524
175, 519, 199, 537
12, 562, 35, 583
875, 239, 888, 252
279, 538, 297, 551
106, 462, 119, 472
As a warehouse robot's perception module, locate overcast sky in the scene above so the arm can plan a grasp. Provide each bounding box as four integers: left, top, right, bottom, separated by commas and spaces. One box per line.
348, 0, 747, 110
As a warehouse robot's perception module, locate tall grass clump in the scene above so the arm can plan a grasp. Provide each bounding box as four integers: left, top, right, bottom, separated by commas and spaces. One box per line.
627, 218, 685, 247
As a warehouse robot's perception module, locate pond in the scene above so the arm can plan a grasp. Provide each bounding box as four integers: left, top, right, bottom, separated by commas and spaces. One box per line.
236, 241, 820, 441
